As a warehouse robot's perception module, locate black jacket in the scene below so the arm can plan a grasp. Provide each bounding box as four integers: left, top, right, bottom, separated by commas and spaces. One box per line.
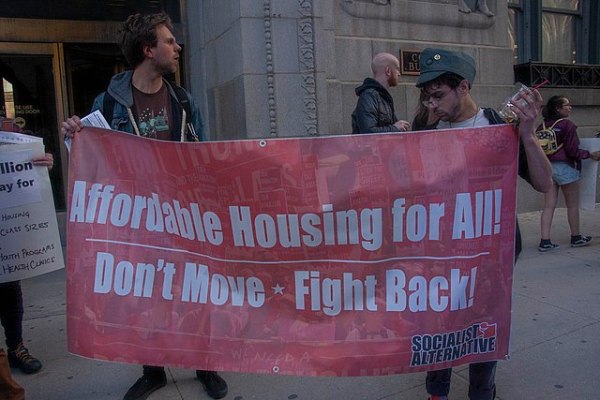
351, 78, 400, 134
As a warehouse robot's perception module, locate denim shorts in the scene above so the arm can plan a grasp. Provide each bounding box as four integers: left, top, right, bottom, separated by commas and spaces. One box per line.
551, 161, 580, 185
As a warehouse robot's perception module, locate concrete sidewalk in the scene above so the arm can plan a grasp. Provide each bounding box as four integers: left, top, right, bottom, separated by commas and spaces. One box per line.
14, 207, 600, 400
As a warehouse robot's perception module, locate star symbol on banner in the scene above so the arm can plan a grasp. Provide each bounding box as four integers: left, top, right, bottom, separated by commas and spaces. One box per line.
272, 283, 285, 295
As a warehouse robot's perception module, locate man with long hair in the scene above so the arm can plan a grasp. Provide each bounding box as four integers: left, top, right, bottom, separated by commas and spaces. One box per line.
61, 13, 227, 400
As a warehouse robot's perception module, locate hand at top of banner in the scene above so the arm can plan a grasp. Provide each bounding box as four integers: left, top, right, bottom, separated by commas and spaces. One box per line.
62, 115, 83, 153
393, 119, 411, 132
32, 153, 54, 170
61, 115, 83, 141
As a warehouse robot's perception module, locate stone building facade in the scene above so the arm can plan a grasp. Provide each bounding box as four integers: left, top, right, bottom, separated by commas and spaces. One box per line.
187, 1, 518, 140
186, 0, 600, 211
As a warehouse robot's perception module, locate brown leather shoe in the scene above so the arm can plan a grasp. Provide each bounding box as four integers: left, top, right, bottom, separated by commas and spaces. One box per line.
7, 342, 42, 374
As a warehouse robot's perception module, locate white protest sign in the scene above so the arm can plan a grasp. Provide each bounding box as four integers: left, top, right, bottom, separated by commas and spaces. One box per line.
0, 133, 64, 283
0, 130, 43, 145
579, 138, 600, 211
0, 149, 42, 208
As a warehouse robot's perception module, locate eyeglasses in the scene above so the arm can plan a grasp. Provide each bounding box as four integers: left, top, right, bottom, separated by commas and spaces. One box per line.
421, 88, 454, 107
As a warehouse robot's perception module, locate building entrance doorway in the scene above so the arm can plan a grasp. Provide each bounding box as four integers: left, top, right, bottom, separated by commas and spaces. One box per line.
1, 40, 185, 213
0, 43, 66, 210
63, 43, 125, 118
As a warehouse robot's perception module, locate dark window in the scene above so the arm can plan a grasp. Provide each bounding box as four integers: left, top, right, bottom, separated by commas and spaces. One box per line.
0, 0, 180, 22
541, 0, 580, 63
64, 44, 126, 117
508, 0, 598, 65
0, 55, 65, 209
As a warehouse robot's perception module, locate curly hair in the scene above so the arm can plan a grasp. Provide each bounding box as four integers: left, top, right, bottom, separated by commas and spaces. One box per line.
542, 95, 567, 120
118, 12, 173, 68
420, 72, 471, 93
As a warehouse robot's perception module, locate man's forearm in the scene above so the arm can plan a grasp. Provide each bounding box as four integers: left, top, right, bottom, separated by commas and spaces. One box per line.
521, 134, 553, 193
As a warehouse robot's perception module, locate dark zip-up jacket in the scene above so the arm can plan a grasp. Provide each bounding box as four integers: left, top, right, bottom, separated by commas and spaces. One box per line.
91, 70, 204, 142
351, 78, 400, 134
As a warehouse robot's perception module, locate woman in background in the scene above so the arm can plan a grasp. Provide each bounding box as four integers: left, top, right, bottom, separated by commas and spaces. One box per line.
411, 91, 439, 131
538, 95, 600, 251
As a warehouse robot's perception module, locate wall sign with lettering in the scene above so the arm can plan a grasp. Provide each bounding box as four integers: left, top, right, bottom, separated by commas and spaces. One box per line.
400, 49, 421, 76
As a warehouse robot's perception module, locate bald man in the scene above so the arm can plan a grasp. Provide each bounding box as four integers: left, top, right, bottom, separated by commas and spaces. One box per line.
351, 52, 410, 133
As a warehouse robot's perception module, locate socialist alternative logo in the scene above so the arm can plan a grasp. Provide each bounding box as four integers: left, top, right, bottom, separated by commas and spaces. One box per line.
410, 322, 498, 367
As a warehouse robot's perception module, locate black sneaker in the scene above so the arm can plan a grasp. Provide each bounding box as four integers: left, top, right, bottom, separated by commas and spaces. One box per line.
123, 371, 167, 400
196, 370, 228, 399
571, 235, 592, 248
538, 240, 559, 252
8, 342, 42, 374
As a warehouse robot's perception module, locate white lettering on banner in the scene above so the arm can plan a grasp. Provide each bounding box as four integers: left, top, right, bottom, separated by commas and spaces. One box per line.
385, 267, 478, 312
93, 252, 176, 298
181, 263, 265, 307
294, 271, 378, 316
391, 198, 445, 242
70, 181, 223, 244
452, 190, 502, 239
70, 181, 505, 251
89, 253, 483, 316
229, 204, 383, 251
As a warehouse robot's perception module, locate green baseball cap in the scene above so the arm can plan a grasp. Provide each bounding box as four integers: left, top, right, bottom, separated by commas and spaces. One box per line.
416, 48, 476, 88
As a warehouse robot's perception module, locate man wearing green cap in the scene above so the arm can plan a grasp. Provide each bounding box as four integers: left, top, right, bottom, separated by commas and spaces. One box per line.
415, 48, 552, 400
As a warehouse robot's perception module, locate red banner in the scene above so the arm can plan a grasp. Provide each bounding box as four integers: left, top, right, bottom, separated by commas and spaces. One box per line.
67, 126, 518, 376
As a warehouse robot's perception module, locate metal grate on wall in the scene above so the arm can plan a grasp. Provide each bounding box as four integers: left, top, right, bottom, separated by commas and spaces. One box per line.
514, 62, 600, 88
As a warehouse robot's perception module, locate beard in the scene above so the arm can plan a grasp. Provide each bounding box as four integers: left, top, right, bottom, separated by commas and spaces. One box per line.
155, 58, 178, 76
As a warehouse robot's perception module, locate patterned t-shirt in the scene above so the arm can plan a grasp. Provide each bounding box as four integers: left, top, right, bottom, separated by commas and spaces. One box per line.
132, 84, 173, 140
